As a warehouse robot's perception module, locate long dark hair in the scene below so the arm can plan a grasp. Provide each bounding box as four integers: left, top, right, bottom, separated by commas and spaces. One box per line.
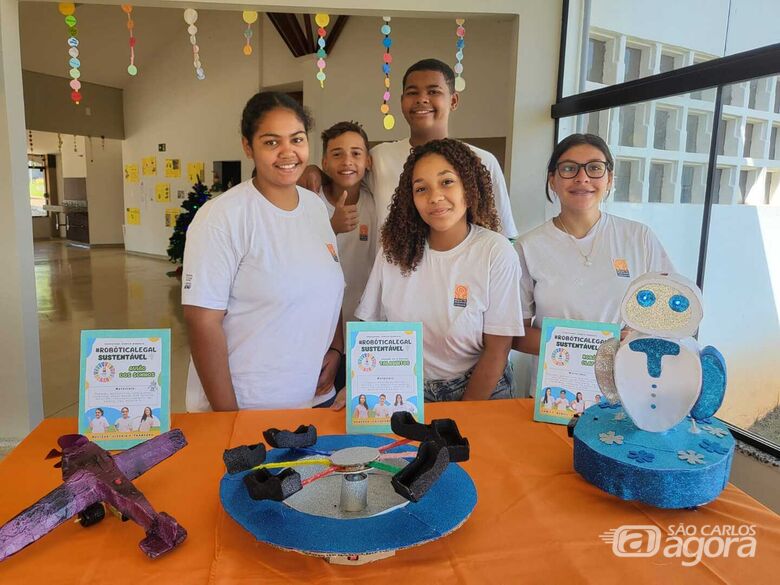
381, 138, 500, 275
546, 133, 614, 201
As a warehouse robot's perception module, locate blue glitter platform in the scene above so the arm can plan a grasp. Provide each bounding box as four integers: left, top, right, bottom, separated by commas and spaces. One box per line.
220, 434, 477, 555
573, 404, 734, 508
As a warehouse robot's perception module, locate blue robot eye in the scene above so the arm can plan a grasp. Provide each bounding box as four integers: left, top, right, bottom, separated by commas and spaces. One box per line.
636, 289, 656, 307
669, 294, 690, 313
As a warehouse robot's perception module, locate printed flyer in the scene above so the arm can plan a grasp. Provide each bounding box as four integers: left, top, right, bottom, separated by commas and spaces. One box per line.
534, 318, 620, 425
346, 322, 423, 434
78, 329, 171, 449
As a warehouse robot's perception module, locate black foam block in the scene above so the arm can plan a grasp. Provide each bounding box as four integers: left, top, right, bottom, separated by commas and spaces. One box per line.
223, 442, 267, 474
244, 467, 302, 501
391, 441, 450, 502
263, 425, 317, 449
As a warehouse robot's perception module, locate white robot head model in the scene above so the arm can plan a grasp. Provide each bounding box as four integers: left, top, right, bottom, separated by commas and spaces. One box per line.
595, 272, 727, 432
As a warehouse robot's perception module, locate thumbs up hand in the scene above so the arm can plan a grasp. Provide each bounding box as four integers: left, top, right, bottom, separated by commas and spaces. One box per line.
330, 190, 359, 234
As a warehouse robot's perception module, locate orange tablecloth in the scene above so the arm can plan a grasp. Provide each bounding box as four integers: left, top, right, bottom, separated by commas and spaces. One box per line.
0, 400, 778, 584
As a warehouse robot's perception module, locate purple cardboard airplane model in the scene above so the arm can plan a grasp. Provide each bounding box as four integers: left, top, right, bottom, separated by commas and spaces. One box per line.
0, 429, 188, 561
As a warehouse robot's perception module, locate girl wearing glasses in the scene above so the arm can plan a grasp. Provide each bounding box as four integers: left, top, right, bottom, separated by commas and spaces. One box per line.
513, 134, 674, 390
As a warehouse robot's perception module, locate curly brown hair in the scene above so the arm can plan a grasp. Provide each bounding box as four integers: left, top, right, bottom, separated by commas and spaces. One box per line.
381, 139, 501, 275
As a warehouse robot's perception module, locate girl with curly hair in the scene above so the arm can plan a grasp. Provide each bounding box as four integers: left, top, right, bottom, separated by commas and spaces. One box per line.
354, 139, 525, 402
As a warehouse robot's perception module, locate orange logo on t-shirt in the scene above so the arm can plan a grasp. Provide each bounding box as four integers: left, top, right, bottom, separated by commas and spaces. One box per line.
326, 243, 339, 263
359, 224, 369, 241
453, 284, 469, 308
613, 259, 630, 278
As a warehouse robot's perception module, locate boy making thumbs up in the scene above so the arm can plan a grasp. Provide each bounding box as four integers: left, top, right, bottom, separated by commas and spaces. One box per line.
318, 121, 376, 325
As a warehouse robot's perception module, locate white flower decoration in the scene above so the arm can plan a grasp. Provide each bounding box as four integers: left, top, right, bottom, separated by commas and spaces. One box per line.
613, 412, 626, 421
599, 431, 624, 445
701, 425, 728, 438
678, 450, 705, 465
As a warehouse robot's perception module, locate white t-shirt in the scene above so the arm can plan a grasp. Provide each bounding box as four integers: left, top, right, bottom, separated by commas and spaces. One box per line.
182, 181, 344, 411
90, 417, 110, 433
115, 417, 133, 432
317, 187, 377, 323
366, 138, 519, 239
374, 401, 391, 418
518, 212, 675, 391
356, 225, 525, 381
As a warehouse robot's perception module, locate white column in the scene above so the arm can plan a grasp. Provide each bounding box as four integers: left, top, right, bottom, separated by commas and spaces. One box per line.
0, 0, 44, 440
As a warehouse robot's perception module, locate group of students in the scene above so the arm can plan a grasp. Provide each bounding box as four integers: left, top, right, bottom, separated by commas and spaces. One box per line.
353, 393, 418, 420
88, 406, 160, 433
181, 57, 674, 413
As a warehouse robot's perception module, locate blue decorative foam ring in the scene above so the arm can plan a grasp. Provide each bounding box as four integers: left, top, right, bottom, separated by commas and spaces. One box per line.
220, 434, 477, 555
573, 405, 734, 508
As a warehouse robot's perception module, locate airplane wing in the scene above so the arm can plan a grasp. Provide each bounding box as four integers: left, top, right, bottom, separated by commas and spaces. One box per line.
0, 470, 101, 562
113, 429, 187, 481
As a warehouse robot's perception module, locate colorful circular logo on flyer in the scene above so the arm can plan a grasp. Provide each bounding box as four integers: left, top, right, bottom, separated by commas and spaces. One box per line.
357, 352, 377, 373
93, 361, 116, 382
551, 347, 570, 367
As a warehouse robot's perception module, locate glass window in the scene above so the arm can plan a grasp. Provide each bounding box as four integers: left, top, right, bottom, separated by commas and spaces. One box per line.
613, 159, 633, 202
770, 126, 778, 160
619, 105, 637, 147
738, 169, 750, 202
748, 79, 758, 109
624, 46, 642, 82
649, 163, 665, 202
29, 156, 47, 217
775, 79, 780, 114
654, 110, 669, 149
659, 53, 676, 74
587, 38, 606, 83
686, 114, 700, 153
681, 164, 696, 203
743, 122, 755, 157
700, 84, 780, 453
712, 167, 725, 204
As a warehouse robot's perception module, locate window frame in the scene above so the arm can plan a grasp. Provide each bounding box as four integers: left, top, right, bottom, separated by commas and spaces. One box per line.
554, 0, 780, 458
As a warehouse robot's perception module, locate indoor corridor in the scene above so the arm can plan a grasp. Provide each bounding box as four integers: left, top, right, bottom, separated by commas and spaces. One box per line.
34, 241, 189, 418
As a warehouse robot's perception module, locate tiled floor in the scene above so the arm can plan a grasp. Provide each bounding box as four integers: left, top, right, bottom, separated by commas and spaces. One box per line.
35, 241, 189, 418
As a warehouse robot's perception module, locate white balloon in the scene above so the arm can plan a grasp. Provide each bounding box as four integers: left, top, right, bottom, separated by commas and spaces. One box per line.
183, 8, 198, 25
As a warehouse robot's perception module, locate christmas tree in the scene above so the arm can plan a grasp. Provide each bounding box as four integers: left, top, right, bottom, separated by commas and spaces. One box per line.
167, 179, 211, 268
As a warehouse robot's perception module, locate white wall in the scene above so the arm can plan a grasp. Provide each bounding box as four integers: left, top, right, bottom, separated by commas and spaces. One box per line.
86, 138, 125, 245
264, 15, 515, 162
123, 11, 520, 256
122, 10, 260, 256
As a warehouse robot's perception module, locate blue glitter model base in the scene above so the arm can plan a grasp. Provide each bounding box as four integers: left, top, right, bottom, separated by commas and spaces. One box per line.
220, 434, 477, 556
573, 404, 734, 509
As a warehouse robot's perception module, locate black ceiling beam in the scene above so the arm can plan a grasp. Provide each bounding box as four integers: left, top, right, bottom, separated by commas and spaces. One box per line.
267, 13, 309, 57
551, 42, 780, 119
268, 13, 351, 59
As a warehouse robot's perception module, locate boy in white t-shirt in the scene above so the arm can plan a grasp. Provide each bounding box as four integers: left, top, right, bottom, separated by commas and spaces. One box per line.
300, 59, 518, 240
318, 121, 377, 324
114, 407, 133, 432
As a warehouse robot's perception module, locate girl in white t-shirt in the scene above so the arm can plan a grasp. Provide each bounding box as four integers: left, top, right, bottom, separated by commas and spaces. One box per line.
352, 394, 369, 419
354, 139, 524, 402
513, 135, 674, 390
88, 408, 110, 434
182, 92, 345, 411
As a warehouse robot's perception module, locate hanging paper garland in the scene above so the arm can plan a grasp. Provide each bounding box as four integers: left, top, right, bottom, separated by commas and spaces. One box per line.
242, 11, 257, 56
314, 13, 329, 88
379, 17, 395, 130
454, 18, 466, 92
122, 5, 138, 76
27, 130, 34, 153
57, 133, 63, 153
59, 3, 82, 104
183, 9, 205, 80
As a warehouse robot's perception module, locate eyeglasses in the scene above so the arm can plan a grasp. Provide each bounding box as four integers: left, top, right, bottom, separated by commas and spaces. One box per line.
556, 160, 610, 179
